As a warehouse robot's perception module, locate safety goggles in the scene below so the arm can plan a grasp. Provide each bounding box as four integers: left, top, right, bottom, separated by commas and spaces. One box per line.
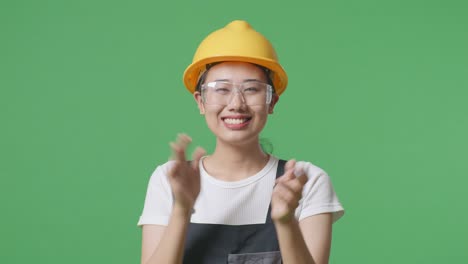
200, 81, 273, 106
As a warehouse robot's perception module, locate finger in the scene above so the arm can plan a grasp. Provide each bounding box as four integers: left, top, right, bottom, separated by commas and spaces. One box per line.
293, 163, 304, 177
283, 178, 306, 193
296, 173, 309, 185
291, 163, 308, 185
284, 159, 298, 180
285, 159, 296, 172
275, 174, 287, 184
170, 141, 186, 161
273, 183, 300, 208
275, 183, 302, 203
171, 133, 192, 161
177, 133, 192, 150
191, 146, 206, 171
276, 168, 295, 184
276, 159, 296, 184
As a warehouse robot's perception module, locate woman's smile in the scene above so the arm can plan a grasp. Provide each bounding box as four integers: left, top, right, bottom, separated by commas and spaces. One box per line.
221, 115, 252, 129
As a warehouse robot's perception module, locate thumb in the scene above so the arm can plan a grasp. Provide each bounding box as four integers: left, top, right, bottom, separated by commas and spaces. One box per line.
285, 159, 296, 172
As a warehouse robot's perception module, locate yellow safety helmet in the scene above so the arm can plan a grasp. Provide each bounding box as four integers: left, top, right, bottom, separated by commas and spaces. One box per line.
183, 20, 288, 95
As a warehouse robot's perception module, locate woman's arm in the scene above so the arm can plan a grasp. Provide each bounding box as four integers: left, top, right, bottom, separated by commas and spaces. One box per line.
271, 160, 335, 264
275, 213, 333, 264
141, 206, 192, 264
299, 213, 333, 263
141, 134, 205, 264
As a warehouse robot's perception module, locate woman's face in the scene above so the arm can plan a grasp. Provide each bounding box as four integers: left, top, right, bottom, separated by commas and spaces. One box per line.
194, 62, 279, 146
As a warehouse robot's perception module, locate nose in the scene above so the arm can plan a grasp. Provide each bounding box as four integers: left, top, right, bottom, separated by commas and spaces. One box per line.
226, 88, 246, 109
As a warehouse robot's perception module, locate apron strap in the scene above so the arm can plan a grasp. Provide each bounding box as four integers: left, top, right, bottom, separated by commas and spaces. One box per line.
276, 159, 287, 179
265, 159, 287, 223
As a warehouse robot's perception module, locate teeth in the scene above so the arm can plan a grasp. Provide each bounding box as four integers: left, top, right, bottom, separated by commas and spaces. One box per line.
224, 118, 248, 124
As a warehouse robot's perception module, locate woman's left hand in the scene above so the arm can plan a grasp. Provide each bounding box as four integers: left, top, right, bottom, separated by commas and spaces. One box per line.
271, 159, 309, 224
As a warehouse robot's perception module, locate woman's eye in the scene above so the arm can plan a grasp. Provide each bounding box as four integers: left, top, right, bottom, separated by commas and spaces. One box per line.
244, 87, 259, 93
214, 87, 230, 93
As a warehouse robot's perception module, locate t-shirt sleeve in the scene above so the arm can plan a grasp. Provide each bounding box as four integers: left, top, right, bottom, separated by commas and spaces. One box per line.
137, 163, 174, 227
296, 161, 345, 223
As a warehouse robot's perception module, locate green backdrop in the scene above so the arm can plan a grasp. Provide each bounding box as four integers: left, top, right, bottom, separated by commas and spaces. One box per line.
1, 0, 467, 263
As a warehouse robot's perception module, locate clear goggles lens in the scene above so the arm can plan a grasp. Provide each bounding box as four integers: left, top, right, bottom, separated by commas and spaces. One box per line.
201, 81, 273, 106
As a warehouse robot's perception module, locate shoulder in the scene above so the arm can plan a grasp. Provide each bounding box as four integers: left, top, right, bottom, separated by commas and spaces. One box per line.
154, 160, 176, 174
146, 160, 176, 189
296, 160, 336, 190
298, 161, 329, 180
278, 159, 338, 196
292, 160, 345, 223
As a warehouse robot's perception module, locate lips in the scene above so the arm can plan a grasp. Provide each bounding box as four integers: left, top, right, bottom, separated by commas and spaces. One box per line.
224, 118, 249, 124
221, 116, 252, 129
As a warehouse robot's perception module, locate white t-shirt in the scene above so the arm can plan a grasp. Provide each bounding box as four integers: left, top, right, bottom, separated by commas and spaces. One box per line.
137, 155, 344, 226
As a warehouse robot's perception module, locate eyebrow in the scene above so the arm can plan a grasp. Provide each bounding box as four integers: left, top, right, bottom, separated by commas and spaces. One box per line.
213, 78, 262, 82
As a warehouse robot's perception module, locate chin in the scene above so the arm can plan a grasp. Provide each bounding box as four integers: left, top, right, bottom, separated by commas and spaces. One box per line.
218, 135, 259, 146
217, 127, 264, 145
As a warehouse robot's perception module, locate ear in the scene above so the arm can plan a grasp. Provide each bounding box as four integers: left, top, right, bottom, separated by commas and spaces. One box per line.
194, 91, 205, 114
268, 94, 279, 114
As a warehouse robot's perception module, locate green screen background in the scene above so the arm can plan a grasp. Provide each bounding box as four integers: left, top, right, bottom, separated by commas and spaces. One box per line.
1, 0, 467, 263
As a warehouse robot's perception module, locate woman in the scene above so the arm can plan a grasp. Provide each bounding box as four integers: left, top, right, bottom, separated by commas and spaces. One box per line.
137, 20, 344, 264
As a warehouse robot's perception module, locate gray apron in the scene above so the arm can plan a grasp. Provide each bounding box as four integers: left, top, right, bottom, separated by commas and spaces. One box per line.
183, 160, 286, 264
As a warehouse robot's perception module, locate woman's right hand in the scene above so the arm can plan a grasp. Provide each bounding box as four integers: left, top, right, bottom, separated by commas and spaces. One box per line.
167, 134, 206, 214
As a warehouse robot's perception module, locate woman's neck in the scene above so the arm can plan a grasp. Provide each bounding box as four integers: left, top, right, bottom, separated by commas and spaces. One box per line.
203, 138, 270, 181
